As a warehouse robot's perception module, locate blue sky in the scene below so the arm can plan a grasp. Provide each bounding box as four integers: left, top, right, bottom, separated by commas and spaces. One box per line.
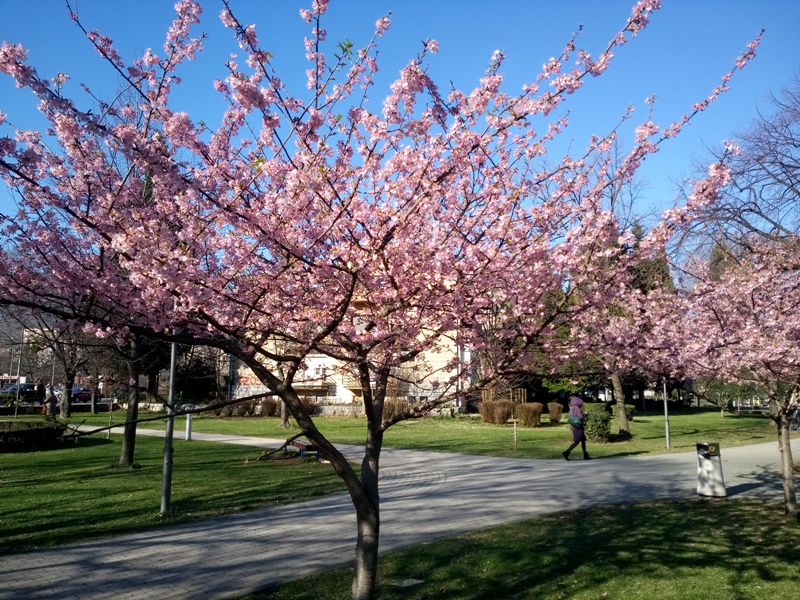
1, 1, 798, 221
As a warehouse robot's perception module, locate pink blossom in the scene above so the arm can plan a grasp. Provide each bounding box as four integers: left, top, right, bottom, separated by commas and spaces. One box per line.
634, 120, 658, 142
375, 16, 391, 36
551, 72, 582, 94
722, 139, 741, 155
312, 0, 329, 15
220, 8, 235, 28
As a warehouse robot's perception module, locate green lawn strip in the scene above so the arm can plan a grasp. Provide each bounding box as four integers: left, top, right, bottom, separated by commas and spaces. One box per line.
0, 435, 344, 556
246, 499, 800, 600
69, 406, 781, 459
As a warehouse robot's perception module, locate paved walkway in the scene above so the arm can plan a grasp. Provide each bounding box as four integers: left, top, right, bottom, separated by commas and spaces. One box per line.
1, 428, 797, 599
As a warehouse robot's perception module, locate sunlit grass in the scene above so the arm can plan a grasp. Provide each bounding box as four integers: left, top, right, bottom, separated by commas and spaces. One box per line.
0, 434, 343, 555
68, 404, 783, 460
249, 499, 800, 600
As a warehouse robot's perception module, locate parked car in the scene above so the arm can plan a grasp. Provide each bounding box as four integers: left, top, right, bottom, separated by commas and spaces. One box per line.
56, 386, 94, 402
0, 383, 38, 404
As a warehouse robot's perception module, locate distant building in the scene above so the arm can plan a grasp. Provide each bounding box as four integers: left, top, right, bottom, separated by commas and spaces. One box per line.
229, 342, 470, 412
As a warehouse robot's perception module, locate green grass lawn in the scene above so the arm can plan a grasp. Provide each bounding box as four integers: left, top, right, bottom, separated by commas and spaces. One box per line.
70, 405, 782, 460
0, 434, 344, 556
2, 407, 798, 599
248, 499, 800, 600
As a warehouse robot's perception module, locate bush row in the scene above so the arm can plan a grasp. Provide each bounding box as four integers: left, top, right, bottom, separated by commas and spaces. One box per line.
478, 400, 635, 434
0, 421, 68, 451
479, 401, 564, 425
212, 397, 418, 420
214, 397, 318, 417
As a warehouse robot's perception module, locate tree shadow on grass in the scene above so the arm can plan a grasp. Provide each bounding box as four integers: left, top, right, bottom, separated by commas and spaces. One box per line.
255, 499, 800, 600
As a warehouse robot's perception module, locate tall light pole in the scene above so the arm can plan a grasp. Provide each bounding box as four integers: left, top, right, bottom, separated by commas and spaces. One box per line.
13, 332, 23, 418
663, 377, 671, 448
160, 335, 178, 516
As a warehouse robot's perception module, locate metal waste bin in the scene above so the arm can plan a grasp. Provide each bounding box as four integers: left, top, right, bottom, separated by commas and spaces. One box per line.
696, 442, 726, 497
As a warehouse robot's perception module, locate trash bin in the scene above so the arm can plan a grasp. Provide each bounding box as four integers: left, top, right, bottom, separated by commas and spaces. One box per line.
696, 442, 726, 497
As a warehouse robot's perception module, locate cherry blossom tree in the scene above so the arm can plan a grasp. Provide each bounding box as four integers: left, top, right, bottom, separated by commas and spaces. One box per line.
654, 86, 800, 519
652, 240, 800, 518
0, 1, 760, 597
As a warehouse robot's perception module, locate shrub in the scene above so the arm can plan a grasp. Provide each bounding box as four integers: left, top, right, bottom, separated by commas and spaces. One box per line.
383, 398, 409, 421
231, 400, 257, 416
0, 421, 68, 451
493, 400, 515, 424
259, 398, 279, 416
547, 402, 563, 424
625, 404, 635, 422
478, 400, 494, 423
300, 396, 317, 414
518, 402, 544, 426
583, 403, 611, 442
477, 400, 514, 424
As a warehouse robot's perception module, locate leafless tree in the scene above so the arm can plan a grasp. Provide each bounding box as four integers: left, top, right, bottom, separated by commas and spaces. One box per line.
677, 78, 800, 255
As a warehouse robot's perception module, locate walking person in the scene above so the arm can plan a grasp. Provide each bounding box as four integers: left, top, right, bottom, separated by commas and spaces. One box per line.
563, 396, 592, 461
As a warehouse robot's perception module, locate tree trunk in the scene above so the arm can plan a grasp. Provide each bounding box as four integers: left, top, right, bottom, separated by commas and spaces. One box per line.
90, 367, 99, 414
118, 336, 140, 468
244, 358, 385, 600
351, 425, 381, 600
280, 399, 290, 428
59, 373, 76, 419
611, 373, 631, 440
351, 492, 380, 600
776, 414, 798, 519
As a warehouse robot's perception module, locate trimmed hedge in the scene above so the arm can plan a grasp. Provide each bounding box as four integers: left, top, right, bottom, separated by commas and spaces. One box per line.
583, 403, 611, 442
494, 400, 514, 424
518, 402, 544, 426
606, 403, 636, 423
547, 402, 563, 424
478, 400, 515, 424
0, 421, 68, 451
215, 397, 319, 418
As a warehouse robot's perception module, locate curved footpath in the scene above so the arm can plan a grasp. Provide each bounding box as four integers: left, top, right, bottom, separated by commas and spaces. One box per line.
1, 428, 797, 600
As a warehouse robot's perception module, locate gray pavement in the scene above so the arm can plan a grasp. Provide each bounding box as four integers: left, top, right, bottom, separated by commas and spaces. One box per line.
1, 427, 797, 599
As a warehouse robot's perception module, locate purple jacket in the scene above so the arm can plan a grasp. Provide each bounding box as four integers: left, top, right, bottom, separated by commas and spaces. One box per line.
568, 396, 586, 442
568, 396, 585, 420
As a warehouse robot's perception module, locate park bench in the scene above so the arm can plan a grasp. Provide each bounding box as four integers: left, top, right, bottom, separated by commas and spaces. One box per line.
287, 438, 320, 460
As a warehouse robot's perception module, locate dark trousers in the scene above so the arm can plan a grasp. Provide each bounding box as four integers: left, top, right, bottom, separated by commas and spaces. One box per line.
565, 440, 588, 457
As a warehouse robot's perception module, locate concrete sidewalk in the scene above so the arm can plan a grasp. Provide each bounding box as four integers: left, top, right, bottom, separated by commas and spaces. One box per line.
0, 429, 796, 599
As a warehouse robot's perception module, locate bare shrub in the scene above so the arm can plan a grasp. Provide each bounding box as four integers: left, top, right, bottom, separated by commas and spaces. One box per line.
547, 401, 563, 424
259, 398, 279, 416
478, 400, 494, 423
493, 400, 515, 424
300, 396, 317, 414
383, 398, 409, 421
231, 399, 258, 416
518, 402, 544, 426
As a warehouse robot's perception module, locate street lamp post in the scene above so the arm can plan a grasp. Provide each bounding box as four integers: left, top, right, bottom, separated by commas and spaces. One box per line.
13, 335, 22, 419
160, 337, 178, 516
663, 377, 671, 448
